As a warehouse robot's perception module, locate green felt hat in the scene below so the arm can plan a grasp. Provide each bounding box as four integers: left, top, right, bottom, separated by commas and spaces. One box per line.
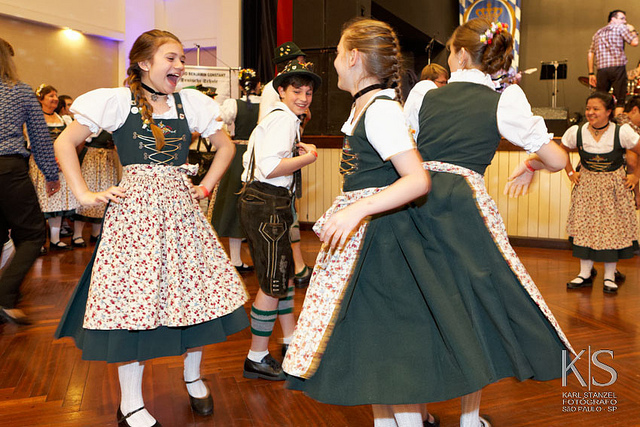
272, 59, 322, 93
273, 41, 306, 64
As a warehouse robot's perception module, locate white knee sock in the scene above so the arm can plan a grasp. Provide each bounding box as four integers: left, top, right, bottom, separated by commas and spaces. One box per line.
603, 262, 616, 282
460, 390, 482, 427
118, 362, 157, 427
372, 405, 397, 427
392, 404, 424, 426
184, 349, 208, 398
73, 220, 85, 240
49, 217, 62, 244
577, 259, 594, 280
229, 238, 243, 266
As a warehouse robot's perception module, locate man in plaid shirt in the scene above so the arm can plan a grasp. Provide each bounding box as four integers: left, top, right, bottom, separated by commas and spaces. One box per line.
588, 9, 639, 115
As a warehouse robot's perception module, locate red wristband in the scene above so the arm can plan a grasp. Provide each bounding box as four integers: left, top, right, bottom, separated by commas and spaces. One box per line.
524, 159, 535, 172
198, 185, 210, 197
310, 150, 318, 158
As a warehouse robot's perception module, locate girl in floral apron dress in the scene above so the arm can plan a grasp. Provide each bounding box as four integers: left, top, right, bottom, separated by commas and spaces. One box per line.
54, 30, 248, 427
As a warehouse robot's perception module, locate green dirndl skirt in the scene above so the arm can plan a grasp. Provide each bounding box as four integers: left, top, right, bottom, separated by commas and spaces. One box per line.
211, 143, 248, 238
55, 240, 249, 363
288, 172, 567, 405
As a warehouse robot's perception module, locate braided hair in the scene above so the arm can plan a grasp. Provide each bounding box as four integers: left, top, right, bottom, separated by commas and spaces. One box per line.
340, 18, 404, 103
448, 18, 513, 75
123, 29, 182, 151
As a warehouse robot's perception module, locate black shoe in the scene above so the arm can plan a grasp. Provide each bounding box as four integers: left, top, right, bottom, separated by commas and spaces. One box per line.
117, 406, 161, 427
281, 343, 289, 359
234, 263, 254, 274
243, 354, 285, 381
566, 275, 593, 289
50, 241, 73, 251
614, 270, 626, 284
566, 267, 596, 289
185, 378, 214, 416
479, 415, 493, 427
293, 265, 313, 288
39, 246, 48, 256
0, 307, 32, 325
603, 279, 618, 294
72, 237, 87, 248
90, 234, 99, 243
423, 413, 440, 427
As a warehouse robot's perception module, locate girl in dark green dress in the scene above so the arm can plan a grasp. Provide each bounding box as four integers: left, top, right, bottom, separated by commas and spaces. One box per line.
406, 19, 572, 427
284, 18, 435, 426
54, 30, 248, 427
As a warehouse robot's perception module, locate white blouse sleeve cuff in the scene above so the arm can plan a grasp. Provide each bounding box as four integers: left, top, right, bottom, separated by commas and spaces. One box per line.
179, 89, 224, 137
365, 99, 416, 160
497, 85, 553, 153
619, 123, 640, 149
70, 87, 131, 134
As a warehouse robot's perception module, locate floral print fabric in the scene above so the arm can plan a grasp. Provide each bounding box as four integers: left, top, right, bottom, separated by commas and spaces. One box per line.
83, 163, 248, 330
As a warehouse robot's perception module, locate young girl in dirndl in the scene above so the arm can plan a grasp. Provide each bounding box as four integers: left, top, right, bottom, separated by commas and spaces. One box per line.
54, 30, 248, 427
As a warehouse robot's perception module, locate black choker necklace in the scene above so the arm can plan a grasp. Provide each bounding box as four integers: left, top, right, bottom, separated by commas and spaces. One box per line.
592, 122, 609, 130
43, 111, 55, 116
141, 82, 167, 101
353, 83, 386, 101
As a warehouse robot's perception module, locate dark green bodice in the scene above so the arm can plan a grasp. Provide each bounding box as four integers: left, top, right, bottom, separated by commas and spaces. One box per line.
112, 92, 191, 166
417, 82, 501, 175
234, 98, 259, 140
340, 96, 402, 192
576, 123, 625, 172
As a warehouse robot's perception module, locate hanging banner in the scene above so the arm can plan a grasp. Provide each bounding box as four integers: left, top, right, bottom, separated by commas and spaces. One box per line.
177, 66, 239, 104
459, 0, 522, 68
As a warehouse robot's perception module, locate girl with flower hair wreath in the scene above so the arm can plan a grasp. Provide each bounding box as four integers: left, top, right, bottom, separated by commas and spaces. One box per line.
214, 68, 262, 272
402, 17, 572, 426
54, 29, 249, 427
284, 18, 437, 426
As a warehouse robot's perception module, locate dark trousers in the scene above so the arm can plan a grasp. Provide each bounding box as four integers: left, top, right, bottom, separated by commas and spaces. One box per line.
238, 181, 294, 298
596, 65, 627, 107
0, 156, 46, 308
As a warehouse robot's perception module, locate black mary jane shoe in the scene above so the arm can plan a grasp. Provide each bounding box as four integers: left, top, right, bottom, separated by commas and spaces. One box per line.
0, 307, 32, 325
479, 415, 493, 427
603, 279, 618, 294
117, 406, 161, 427
566, 275, 593, 289
614, 270, 626, 284
423, 413, 440, 427
49, 241, 73, 251
185, 378, 214, 416
281, 343, 289, 359
90, 234, 100, 244
71, 237, 87, 248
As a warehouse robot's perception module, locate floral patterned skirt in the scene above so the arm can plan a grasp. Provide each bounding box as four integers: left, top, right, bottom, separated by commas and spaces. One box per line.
29, 156, 78, 217
74, 147, 120, 221
55, 164, 249, 362
81, 164, 248, 330
567, 167, 638, 260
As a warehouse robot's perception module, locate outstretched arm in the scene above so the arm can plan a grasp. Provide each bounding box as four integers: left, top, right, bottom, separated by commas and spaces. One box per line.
504, 141, 569, 198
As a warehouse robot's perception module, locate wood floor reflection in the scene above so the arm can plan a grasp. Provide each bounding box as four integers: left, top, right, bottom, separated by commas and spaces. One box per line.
1, 231, 638, 426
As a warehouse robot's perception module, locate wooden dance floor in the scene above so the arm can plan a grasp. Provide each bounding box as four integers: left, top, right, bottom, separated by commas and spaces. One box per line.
1, 231, 638, 426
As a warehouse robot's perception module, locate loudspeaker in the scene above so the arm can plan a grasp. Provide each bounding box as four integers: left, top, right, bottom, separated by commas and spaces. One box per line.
532, 107, 569, 136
